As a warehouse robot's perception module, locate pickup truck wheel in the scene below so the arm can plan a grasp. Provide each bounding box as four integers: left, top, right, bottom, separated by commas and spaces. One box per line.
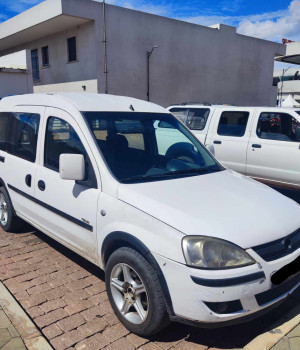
105, 247, 170, 336
0, 187, 23, 232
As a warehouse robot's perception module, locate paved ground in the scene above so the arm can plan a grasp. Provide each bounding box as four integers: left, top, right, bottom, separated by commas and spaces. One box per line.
0, 224, 300, 350
272, 324, 300, 350
0, 302, 26, 350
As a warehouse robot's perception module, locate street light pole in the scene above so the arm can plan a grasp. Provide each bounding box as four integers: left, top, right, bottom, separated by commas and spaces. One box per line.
280, 67, 290, 106
147, 46, 158, 102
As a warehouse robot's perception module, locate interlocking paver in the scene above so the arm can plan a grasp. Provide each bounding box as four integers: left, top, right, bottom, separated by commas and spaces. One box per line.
1, 226, 300, 350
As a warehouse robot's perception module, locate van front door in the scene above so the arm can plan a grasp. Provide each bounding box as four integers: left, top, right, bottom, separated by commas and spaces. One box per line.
35, 108, 100, 263
206, 109, 252, 174
247, 110, 300, 187
5, 106, 44, 224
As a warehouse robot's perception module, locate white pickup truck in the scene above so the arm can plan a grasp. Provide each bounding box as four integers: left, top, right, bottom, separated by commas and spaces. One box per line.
167, 104, 300, 189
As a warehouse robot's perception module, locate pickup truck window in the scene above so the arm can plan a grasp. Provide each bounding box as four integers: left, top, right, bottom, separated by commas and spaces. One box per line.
186, 108, 210, 130
257, 112, 300, 142
0, 112, 9, 151
6, 113, 40, 162
169, 108, 187, 123
44, 117, 97, 187
83, 112, 223, 183
217, 111, 249, 137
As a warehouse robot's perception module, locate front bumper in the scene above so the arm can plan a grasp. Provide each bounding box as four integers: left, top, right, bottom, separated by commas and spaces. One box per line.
153, 248, 300, 324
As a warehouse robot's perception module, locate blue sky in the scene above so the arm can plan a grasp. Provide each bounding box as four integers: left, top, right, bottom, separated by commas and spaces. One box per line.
0, 0, 299, 44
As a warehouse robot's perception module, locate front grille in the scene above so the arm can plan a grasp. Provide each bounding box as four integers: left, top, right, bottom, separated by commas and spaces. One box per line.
255, 268, 300, 306
252, 228, 300, 262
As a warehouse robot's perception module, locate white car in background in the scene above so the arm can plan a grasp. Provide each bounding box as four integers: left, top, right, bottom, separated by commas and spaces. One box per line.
0, 93, 299, 336
167, 103, 300, 190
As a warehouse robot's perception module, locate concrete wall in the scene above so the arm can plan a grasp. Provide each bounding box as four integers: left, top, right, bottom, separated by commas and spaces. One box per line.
103, 5, 285, 107
0, 70, 33, 98
0, 50, 33, 98
33, 79, 97, 93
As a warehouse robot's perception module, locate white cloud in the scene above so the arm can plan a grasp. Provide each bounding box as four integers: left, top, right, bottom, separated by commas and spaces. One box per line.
0, 0, 41, 14
238, 0, 300, 41
184, 9, 287, 29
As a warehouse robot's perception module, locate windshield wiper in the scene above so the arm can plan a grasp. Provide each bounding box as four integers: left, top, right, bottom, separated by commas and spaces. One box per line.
121, 165, 222, 183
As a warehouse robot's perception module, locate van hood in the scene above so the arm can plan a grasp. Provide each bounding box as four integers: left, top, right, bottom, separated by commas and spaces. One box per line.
118, 170, 300, 249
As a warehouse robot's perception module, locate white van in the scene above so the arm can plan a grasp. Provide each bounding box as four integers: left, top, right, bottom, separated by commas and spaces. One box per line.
167, 104, 300, 189
0, 93, 300, 336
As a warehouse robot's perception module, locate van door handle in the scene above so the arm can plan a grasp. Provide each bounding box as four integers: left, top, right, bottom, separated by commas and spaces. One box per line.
38, 180, 46, 191
252, 144, 262, 148
214, 140, 222, 145
25, 174, 32, 187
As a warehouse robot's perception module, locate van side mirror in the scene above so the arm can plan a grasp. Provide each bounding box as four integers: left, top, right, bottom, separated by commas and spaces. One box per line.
296, 125, 300, 141
206, 144, 215, 156
59, 154, 85, 181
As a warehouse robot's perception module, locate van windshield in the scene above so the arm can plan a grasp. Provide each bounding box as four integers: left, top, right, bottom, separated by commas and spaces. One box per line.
82, 112, 223, 183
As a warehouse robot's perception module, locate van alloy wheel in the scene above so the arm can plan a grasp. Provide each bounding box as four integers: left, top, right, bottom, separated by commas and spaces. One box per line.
0, 193, 8, 226
110, 263, 148, 324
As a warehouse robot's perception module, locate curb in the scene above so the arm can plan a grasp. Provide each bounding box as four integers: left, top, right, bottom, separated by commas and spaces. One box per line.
244, 303, 300, 350
0, 282, 53, 350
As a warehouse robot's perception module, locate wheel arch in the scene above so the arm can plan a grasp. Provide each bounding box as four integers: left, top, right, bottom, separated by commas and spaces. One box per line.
101, 231, 175, 315
0, 177, 16, 215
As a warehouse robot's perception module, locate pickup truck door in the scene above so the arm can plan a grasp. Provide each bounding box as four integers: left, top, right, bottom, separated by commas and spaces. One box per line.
246, 109, 300, 187
205, 109, 252, 174
5, 106, 45, 224
34, 107, 100, 263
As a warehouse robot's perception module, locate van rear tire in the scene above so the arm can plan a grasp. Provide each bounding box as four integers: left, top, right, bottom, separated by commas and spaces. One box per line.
0, 187, 24, 232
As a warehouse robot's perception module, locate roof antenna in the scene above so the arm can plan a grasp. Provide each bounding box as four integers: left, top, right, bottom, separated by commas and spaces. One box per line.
129, 104, 135, 111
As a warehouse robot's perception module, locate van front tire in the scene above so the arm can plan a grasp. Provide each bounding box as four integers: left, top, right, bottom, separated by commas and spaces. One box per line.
105, 246, 170, 336
0, 187, 23, 232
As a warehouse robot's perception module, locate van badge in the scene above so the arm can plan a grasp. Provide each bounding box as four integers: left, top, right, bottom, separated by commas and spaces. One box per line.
82, 218, 90, 224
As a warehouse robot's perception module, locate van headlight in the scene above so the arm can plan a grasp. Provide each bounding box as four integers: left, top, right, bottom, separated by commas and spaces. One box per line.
182, 236, 255, 269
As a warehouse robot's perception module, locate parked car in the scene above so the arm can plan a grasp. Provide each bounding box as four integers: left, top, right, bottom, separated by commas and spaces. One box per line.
167, 103, 300, 189
0, 93, 300, 336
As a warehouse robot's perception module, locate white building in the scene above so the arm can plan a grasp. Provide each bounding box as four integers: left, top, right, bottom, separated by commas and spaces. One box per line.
0, 51, 33, 99
0, 0, 285, 107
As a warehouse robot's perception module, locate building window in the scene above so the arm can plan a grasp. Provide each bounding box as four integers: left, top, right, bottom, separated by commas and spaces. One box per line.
42, 46, 50, 66
31, 49, 40, 81
67, 37, 77, 62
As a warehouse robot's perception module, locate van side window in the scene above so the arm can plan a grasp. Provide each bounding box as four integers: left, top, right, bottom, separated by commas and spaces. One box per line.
217, 111, 249, 137
186, 108, 210, 130
169, 108, 187, 123
257, 113, 300, 142
0, 112, 10, 151
6, 113, 40, 162
44, 117, 97, 187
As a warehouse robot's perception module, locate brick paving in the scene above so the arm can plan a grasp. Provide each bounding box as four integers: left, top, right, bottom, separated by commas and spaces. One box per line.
0, 226, 300, 350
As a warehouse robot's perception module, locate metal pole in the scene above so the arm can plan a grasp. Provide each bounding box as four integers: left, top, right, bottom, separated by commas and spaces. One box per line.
146, 46, 158, 102
103, 0, 108, 94
147, 51, 150, 101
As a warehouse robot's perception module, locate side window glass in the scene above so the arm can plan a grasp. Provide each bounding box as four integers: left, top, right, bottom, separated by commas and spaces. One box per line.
257, 112, 300, 142
169, 108, 187, 123
6, 113, 40, 162
186, 108, 210, 130
44, 117, 97, 187
217, 111, 249, 137
0, 112, 10, 151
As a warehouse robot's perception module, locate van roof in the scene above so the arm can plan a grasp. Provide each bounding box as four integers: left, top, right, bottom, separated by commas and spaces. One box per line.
0, 93, 167, 113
